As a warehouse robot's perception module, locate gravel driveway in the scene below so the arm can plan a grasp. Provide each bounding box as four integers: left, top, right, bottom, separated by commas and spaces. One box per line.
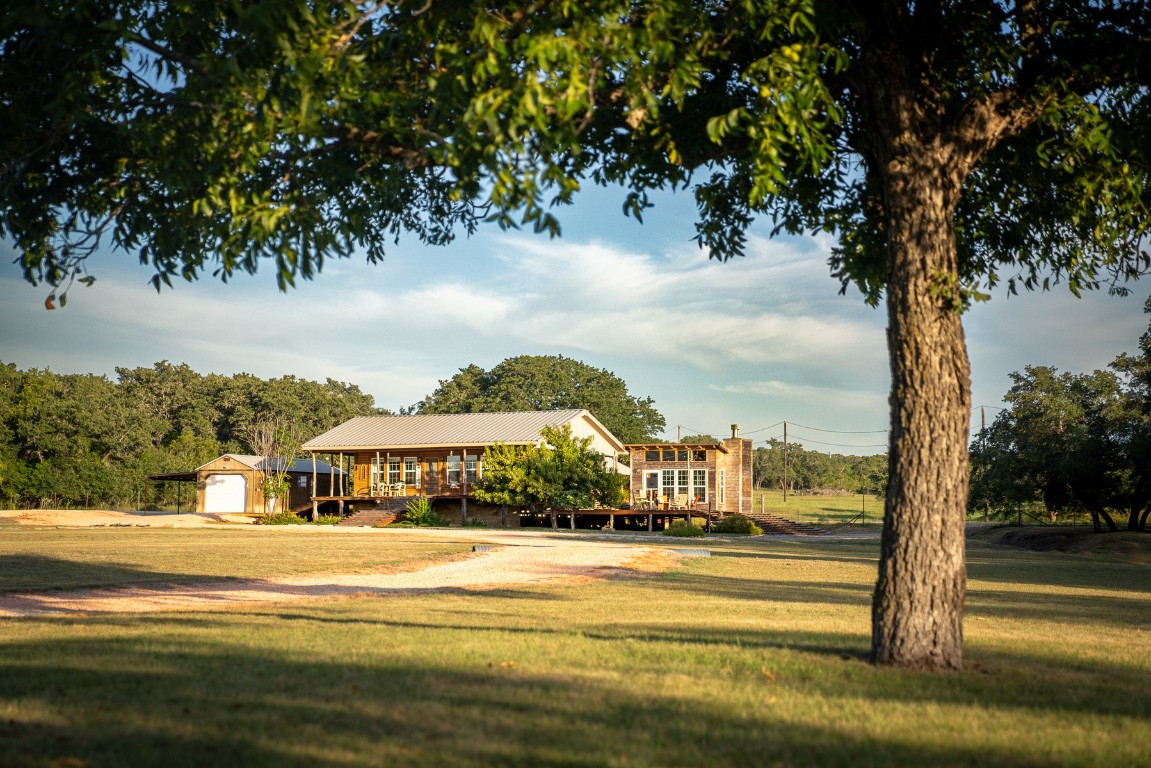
0, 529, 674, 617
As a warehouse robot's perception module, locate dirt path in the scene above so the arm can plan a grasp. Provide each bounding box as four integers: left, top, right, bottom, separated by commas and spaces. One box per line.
0, 530, 676, 617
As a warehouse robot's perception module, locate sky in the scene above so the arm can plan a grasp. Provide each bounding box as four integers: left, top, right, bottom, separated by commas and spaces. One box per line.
1, 186, 1146, 455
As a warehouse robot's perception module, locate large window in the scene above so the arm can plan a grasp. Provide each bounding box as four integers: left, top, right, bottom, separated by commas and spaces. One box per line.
403, 457, 419, 487
692, 469, 707, 503
446, 455, 461, 486
465, 455, 478, 484
387, 457, 401, 484
661, 469, 690, 501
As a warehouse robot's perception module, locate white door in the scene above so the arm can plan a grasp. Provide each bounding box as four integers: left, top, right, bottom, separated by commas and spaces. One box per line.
204, 474, 247, 513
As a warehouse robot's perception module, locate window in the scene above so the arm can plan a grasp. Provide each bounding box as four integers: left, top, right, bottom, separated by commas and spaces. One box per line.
297, 475, 308, 488
661, 469, 689, 500
465, 455, 478, 484
644, 471, 660, 491
370, 457, 390, 490
677, 449, 688, 462
403, 457, 419, 487
692, 450, 706, 462
661, 449, 675, 461
387, 458, 401, 484
446, 455, 461, 486
719, 469, 726, 505
645, 450, 659, 462
691, 469, 707, 503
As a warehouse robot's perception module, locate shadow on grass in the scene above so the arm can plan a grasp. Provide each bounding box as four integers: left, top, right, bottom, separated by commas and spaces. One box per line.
2, 625, 1137, 768
966, 543, 1151, 594
0, 554, 240, 594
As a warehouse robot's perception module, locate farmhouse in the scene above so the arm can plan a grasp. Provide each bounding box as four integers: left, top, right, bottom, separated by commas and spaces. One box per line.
624, 427, 754, 516
149, 454, 344, 515
301, 409, 626, 519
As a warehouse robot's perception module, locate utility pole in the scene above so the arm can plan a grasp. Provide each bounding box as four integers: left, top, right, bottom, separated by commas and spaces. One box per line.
782, 421, 788, 503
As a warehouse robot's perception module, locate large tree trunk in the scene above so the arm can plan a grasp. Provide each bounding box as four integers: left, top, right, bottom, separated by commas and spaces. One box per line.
871, 151, 971, 670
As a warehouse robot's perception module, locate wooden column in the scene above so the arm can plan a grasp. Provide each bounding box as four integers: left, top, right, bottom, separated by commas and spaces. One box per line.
461, 448, 469, 525
570, 511, 575, 530
647, 513, 653, 532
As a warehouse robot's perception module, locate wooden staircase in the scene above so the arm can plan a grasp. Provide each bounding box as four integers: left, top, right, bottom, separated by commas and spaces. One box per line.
741, 511, 827, 536
337, 497, 409, 527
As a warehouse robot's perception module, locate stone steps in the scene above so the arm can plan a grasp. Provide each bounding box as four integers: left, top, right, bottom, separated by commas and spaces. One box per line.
337, 498, 408, 527
741, 511, 827, 536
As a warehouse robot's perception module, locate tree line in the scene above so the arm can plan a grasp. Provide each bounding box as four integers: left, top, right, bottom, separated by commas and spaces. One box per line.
752, 440, 888, 496
0, 361, 381, 509
970, 298, 1151, 532
0, 354, 663, 510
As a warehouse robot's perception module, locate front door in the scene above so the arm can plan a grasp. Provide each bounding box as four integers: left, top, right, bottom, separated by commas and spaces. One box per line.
425, 460, 441, 495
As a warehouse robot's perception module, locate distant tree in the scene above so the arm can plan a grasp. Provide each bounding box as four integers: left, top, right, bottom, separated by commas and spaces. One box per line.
679, 434, 720, 444
975, 298, 1151, 533
970, 366, 1129, 531
1109, 297, 1151, 531
474, 425, 626, 513
244, 417, 304, 517
415, 356, 665, 444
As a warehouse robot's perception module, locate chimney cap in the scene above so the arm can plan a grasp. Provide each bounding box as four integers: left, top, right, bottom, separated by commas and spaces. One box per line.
730, 424, 740, 438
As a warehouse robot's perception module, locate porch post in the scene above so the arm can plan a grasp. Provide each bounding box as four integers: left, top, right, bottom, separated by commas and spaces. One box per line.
570, 511, 575, 530
461, 448, 468, 525
647, 513, 653, 532
311, 453, 318, 520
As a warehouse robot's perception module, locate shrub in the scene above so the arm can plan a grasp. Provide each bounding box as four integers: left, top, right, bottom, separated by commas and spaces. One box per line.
714, 513, 763, 535
663, 520, 707, 538
261, 511, 307, 525
404, 496, 450, 527
313, 514, 342, 525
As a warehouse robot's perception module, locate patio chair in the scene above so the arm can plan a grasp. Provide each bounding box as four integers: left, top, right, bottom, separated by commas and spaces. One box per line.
671, 494, 689, 510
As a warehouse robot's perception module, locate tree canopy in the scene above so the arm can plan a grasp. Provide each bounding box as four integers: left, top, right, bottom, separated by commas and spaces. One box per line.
0, 361, 381, 509
971, 298, 1151, 532
472, 424, 627, 512
4, 1, 1150, 669
411, 355, 666, 444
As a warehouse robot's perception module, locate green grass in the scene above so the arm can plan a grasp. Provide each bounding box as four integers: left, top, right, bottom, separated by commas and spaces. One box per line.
753, 487, 880, 524
0, 527, 469, 593
1, 529, 1149, 766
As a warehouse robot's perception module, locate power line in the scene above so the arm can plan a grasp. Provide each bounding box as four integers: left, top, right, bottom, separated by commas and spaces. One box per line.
756, 436, 888, 450
786, 420, 888, 435
741, 422, 784, 435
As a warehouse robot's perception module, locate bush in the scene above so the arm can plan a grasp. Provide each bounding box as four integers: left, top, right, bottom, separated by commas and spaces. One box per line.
403, 496, 450, 527
313, 514, 342, 525
663, 520, 707, 538
714, 513, 763, 535
261, 511, 307, 525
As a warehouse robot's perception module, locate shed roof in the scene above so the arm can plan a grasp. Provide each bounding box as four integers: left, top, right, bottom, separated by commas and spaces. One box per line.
195, 454, 343, 474
302, 409, 623, 452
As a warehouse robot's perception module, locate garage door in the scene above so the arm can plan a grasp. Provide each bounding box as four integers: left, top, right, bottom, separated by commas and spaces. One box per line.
204, 474, 247, 513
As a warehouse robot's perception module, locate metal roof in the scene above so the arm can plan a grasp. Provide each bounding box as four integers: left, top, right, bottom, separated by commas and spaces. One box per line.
195, 454, 343, 474
625, 442, 730, 454
302, 409, 620, 451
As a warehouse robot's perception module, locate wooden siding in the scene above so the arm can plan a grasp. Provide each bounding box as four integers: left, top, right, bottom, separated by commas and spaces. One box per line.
351, 447, 488, 498
628, 438, 752, 515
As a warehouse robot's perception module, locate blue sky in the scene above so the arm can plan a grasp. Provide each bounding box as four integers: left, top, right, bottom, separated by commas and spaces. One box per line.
1, 187, 1145, 455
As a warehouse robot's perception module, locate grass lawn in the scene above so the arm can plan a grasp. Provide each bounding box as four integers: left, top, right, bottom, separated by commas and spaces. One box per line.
1, 528, 1149, 767
753, 488, 880, 525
